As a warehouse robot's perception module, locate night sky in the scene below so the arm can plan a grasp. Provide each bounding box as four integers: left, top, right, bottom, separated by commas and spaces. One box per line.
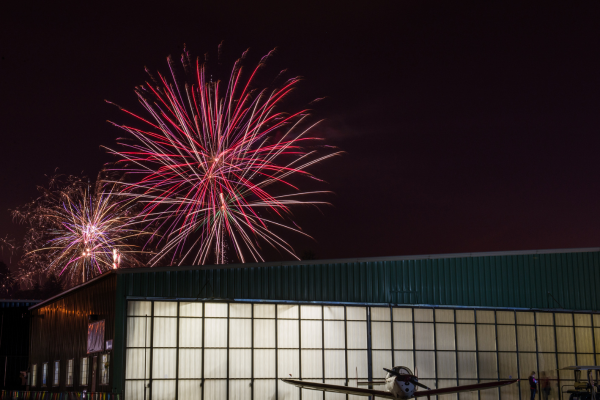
3, 2, 600, 267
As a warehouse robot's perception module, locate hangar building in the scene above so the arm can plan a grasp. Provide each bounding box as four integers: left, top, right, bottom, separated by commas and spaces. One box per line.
27, 248, 600, 400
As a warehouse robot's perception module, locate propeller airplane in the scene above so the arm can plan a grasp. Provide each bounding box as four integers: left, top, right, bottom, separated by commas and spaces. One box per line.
282, 366, 518, 399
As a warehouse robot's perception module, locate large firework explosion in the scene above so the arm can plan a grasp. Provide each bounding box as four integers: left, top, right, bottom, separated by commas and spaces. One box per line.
106, 47, 340, 265
13, 174, 148, 285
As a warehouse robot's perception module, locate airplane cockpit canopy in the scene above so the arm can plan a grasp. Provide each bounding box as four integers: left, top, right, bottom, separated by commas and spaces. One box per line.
393, 366, 414, 376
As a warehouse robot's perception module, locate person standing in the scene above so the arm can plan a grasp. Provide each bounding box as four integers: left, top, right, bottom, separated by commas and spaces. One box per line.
541, 372, 551, 400
529, 371, 538, 400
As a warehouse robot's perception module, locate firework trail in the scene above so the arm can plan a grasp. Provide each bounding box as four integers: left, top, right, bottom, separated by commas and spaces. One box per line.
106, 47, 340, 265
13, 174, 148, 285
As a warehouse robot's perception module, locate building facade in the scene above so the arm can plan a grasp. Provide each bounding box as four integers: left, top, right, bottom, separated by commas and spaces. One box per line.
28, 248, 600, 400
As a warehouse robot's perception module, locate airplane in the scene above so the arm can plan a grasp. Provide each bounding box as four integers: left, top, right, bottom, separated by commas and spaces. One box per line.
282, 366, 518, 399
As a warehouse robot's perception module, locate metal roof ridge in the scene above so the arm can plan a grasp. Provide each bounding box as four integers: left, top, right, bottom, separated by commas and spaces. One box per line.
114, 246, 600, 274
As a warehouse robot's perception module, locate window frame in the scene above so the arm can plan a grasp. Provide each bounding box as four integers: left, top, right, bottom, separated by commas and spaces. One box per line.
80, 357, 89, 386
66, 359, 74, 387
53, 360, 60, 386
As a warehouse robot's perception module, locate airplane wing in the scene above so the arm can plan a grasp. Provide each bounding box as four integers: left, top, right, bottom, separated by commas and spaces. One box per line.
414, 380, 518, 398
281, 378, 395, 398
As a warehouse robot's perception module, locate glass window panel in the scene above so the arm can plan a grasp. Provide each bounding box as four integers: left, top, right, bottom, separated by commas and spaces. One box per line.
498, 352, 518, 379
347, 321, 367, 349
478, 352, 498, 379
301, 350, 323, 378
457, 352, 477, 379
254, 380, 276, 400
151, 380, 175, 400
516, 312, 534, 325
371, 307, 390, 321
347, 350, 368, 378
205, 318, 228, 348
204, 380, 227, 400
556, 327, 575, 353
577, 353, 595, 366
66, 359, 74, 386
324, 321, 345, 349
371, 322, 392, 349
125, 381, 144, 400
278, 349, 300, 378
393, 322, 414, 350
414, 309, 434, 322
518, 353, 536, 380
594, 314, 600, 327
500, 378, 520, 400
153, 301, 177, 316
324, 380, 347, 400
574, 314, 591, 327
394, 351, 414, 371
436, 324, 456, 350
497, 325, 516, 351
301, 320, 323, 348
537, 353, 556, 376
437, 351, 457, 379
536, 326, 555, 352
277, 304, 299, 319
301, 305, 322, 320
456, 325, 476, 351
205, 303, 228, 317
254, 304, 275, 318
278, 320, 300, 348
324, 306, 344, 320
479, 380, 499, 400
178, 349, 202, 378
372, 350, 392, 379
536, 312, 553, 326
519, 381, 535, 400
575, 327, 594, 353
302, 379, 325, 400
127, 317, 151, 348
125, 349, 150, 379
517, 326, 536, 352
179, 302, 202, 317
415, 351, 435, 379
179, 318, 203, 348
229, 349, 252, 378
254, 349, 276, 378
456, 310, 475, 323
178, 380, 202, 400
152, 348, 176, 379
324, 350, 346, 378
458, 380, 478, 400
204, 349, 227, 378
153, 317, 177, 347
278, 376, 300, 400
414, 323, 434, 350
346, 307, 366, 321
438, 379, 458, 400
555, 313, 573, 326
476, 310, 495, 324
436, 309, 454, 323
127, 301, 151, 316
229, 303, 251, 318
477, 325, 496, 351
595, 328, 600, 353
393, 308, 412, 322
254, 319, 275, 348
229, 379, 251, 400
557, 353, 576, 379
229, 319, 252, 348
496, 311, 515, 325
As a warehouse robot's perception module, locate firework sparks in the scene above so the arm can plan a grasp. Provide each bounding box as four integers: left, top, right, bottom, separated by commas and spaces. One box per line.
106, 47, 340, 265
13, 174, 149, 285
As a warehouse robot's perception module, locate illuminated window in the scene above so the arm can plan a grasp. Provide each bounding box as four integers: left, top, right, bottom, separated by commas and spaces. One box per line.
53, 360, 60, 386
80, 357, 89, 386
31, 364, 37, 387
42, 363, 48, 387
101, 354, 110, 385
66, 359, 74, 387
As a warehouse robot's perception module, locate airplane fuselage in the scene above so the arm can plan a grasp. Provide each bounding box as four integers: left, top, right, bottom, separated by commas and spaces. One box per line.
385, 373, 417, 398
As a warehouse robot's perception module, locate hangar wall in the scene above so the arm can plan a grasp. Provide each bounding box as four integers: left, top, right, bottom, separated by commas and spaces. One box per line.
123, 300, 600, 400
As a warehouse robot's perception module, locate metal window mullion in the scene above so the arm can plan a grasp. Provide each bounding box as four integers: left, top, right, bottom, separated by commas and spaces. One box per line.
552, 313, 559, 400
494, 310, 501, 400
366, 307, 373, 393
454, 310, 459, 397
321, 305, 325, 400
572, 315, 577, 364
275, 304, 278, 400
474, 310, 480, 400
251, 303, 254, 400
533, 312, 540, 400
344, 306, 348, 400
148, 301, 155, 400
201, 302, 205, 400
412, 308, 416, 379
515, 311, 521, 400
433, 309, 437, 388
390, 305, 395, 367
175, 302, 180, 400
227, 303, 230, 400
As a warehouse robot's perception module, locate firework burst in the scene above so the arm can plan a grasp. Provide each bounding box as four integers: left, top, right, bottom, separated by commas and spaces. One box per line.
106, 47, 340, 265
13, 174, 148, 285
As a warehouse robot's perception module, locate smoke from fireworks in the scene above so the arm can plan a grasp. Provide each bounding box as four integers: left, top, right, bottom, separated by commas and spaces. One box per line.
13, 174, 148, 285
106, 47, 340, 265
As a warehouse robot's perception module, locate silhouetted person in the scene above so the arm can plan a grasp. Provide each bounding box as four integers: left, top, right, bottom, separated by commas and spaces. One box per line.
541, 372, 550, 400
529, 371, 538, 400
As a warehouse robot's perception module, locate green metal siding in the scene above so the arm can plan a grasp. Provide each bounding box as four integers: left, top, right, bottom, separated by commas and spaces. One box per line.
119, 250, 600, 311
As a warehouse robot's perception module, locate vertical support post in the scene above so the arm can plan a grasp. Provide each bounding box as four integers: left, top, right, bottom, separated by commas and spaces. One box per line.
433, 308, 438, 392
321, 305, 325, 400
175, 302, 180, 400
552, 313, 560, 400
494, 310, 501, 400
226, 302, 230, 400
251, 303, 254, 400
344, 306, 348, 400
201, 302, 205, 400
474, 310, 480, 400
454, 310, 459, 391
148, 302, 155, 400
515, 311, 521, 400
275, 304, 278, 400
533, 312, 540, 400
299, 305, 302, 400
390, 305, 395, 368
366, 307, 373, 400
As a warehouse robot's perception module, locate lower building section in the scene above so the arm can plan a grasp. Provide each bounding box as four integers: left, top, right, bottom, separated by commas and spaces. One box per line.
123, 301, 600, 400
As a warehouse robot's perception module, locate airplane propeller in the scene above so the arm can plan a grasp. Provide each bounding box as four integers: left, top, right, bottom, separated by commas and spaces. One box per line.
383, 368, 431, 390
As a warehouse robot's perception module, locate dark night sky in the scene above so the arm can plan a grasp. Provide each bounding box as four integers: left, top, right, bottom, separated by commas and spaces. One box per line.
3, 1, 600, 266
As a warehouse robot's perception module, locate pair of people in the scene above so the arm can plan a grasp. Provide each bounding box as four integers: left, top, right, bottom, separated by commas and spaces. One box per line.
530, 371, 551, 400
